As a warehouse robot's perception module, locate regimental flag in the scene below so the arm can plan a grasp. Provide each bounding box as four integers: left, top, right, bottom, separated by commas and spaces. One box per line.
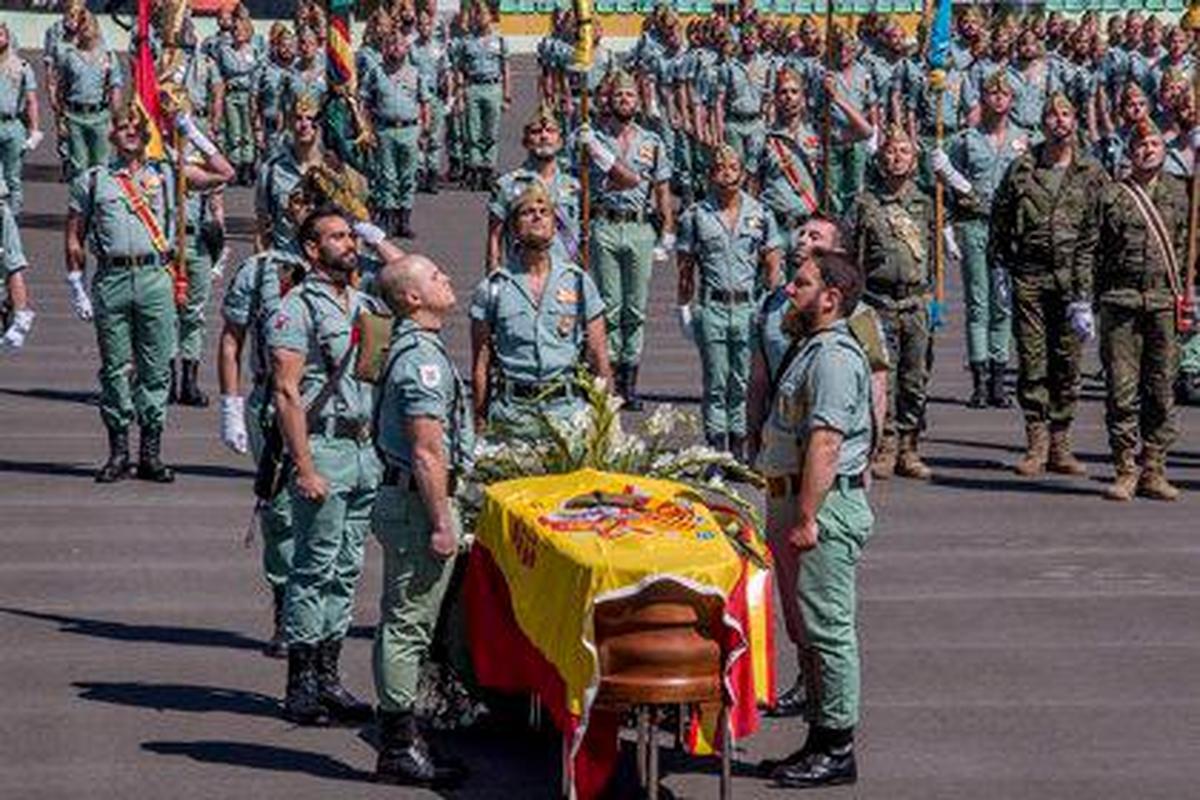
133, 0, 165, 158
574, 0, 594, 69
324, 0, 364, 168
927, 0, 953, 73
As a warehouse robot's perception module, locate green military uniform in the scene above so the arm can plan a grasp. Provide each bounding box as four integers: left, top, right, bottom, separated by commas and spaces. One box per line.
718, 53, 772, 175
254, 55, 290, 153
268, 274, 383, 647
811, 61, 875, 215
758, 320, 874, 732
758, 121, 822, 231
280, 62, 328, 117
443, 22, 468, 180
906, 65, 966, 192
469, 255, 605, 435
678, 190, 781, 445
0, 53, 36, 214
360, 56, 430, 217
488, 163, 581, 266
1008, 60, 1060, 134
255, 148, 306, 254
588, 121, 670, 371
453, 31, 506, 174
371, 318, 474, 713
221, 249, 307, 590
70, 158, 177, 435
215, 40, 258, 172
410, 35, 451, 188
989, 143, 1108, 431
174, 142, 219, 367
58, 46, 122, 179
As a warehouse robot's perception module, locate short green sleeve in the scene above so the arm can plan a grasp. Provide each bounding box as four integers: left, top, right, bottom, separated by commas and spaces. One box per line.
267, 291, 310, 353
807, 345, 865, 435
221, 257, 259, 326
391, 349, 452, 421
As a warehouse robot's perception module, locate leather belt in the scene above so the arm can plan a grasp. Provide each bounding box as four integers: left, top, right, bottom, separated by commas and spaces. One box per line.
469, 76, 501, 85
68, 102, 106, 114
504, 380, 572, 401
377, 119, 419, 129
727, 111, 762, 123
705, 288, 752, 305
0, 113, 19, 122
766, 472, 866, 497
868, 281, 927, 301
382, 464, 458, 495
597, 208, 646, 224
320, 417, 371, 442
102, 253, 164, 269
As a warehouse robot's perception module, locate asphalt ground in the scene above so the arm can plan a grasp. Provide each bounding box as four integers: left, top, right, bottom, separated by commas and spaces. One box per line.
2, 54, 1200, 800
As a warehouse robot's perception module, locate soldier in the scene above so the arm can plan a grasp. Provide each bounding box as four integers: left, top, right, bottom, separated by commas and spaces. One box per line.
453, 7, 510, 190
0, 175, 33, 350
1089, 119, 1186, 501
676, 145, 782, 458
1008, 28, 1061, 134
469, 184, 611, 436
214, 17, 259, 185
57, 13, 123, 180
64, 101, 232, 483
43, 0, 83, 176
369, 254, 472, 787
0, 22, 42, 216
989, 93, 1108, 477
816, 26, 878, 215
756, 250, 874, 790
360, 31, 429, 240
256, 96, 323, 253
943, 71, 1030, 408
269, 205, 384, 726
280, 27, 327, 116
584, 70, 673, 410
253, 23, 295, 158
904, 39, 967, 194
716, 25, 772, 182
411, 10, 452, 194
487, 107, 581, 272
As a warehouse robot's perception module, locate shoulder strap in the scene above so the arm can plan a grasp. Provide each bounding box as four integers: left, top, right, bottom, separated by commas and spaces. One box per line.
296, 289, 360, 428
1119, 179, 1182, 295
370, 332, 422, 464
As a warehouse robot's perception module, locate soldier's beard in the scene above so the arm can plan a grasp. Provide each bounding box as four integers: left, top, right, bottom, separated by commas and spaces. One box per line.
781, 302, 816, 339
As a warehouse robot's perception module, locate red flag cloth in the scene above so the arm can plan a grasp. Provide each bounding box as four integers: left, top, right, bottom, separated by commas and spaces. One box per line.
133, 0, 165, 157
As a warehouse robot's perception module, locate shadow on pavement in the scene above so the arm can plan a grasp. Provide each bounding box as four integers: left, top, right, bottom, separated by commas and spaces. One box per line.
930, 474, 1100, 497
0, 458, 255, 480
0, 387, 99, 406
141, 740, 369, 783
0, 607, 268, 652
75, 681, 280, 720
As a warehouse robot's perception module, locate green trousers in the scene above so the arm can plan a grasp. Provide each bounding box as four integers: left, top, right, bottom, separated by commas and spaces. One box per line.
1100, 303, 1178, 455
876, 303, 930, 436
222, 90, 256, 167
64, 109, 110, 180
724, 116, 766, 176
446, 106, 466, 167
829, 140, 867, 217
92, 264, 177, 433
768, 479, 873, 729
591, 218, 656, 367
246, 383, 294, 589
420, 98, 446, 180
176, 238, 213, 361
1012, 274, 1081, 427
371, 484, 459, 713
373, 123, 420, 211
488, 392, 584, 439
695, 301, 754, 440
284, 434, 380, 645
0, 119, 25, 215
956, 218, 1011, 365
464, 82, 502, 169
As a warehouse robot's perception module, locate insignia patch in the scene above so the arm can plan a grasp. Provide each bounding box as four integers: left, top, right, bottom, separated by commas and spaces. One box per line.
419, 363, 441, 388
557, 314, 577, 336
638, 143, 655, 163
273, 312, 289, 330
556, 287, 578, 304
1011, 138, 1028, 155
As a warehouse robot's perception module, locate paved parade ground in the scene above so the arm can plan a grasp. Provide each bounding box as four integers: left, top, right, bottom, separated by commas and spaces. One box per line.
3, 55, 1200, 799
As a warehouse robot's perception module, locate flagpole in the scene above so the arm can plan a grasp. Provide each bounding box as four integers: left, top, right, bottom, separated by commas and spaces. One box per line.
575, 0, 595, 271
1184, 1, 1200, 310
925, 0, 951, 327
820, 0, 834, 214
175, 125, 189, 308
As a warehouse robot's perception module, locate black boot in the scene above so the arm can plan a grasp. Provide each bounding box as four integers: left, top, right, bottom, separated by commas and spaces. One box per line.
967, 362, 988, 409
623, 364, 644, 411
774, 727, 857, 788
167, 359, 179, 404
764, 674, 807, 718
988, 360, 1012, 408
447, 158, 462, 185
178, 359, 210, 407
316, 637, 374, 724
425, 171, 439, 195
397, 209, 415, 240
263, 585, 287, 659
96, 427, 132, 483
374, 710, 466, 786
283, 643, 330, 726
136, 427, 175, 483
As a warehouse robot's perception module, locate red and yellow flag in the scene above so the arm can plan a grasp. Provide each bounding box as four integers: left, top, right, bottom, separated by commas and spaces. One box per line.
132, 0, 165, 158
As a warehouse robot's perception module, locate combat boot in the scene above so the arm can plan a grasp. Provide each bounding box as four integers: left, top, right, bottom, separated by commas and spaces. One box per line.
895, 432, 933, 480
871, 433, 898, 479
1103, 449, 1139, 502
1137, 447, 1181, 501
728, 434, 748, 465
316, 637, 374, 724
1047, 426, 1087, 476
623, 363, 644, 412
1014, 422, 1049, 476
283, 642, 330, 726
95, 427, 132, 483
988, 360, 1012, 408
167, 358, 179, 404
447, 158, 462, 185
178, 359, 209, 407
374, 710, 465, 786
773, 726, 857, 789
135, 427, 175, 483
397, 209, 416, 240
263, 585, 287, 659
967, 362, 987, 409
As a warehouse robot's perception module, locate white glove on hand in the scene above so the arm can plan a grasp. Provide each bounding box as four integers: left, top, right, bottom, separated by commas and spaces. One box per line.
1067, 301, 1096, 342
219, 395, 249, 454
943, 225, 961, 266
676, 304, 695, 342
1189, 126, 1200, 151
579, 124, 617, 174
864, 127, 880, 156
66, 272, 93, 321
1, 309, 35, 350
177, 113, 219, 158
931, 147, 972, 194
652, 232, 676, 266
353, 220, 388, 247
23, 130, 44, 152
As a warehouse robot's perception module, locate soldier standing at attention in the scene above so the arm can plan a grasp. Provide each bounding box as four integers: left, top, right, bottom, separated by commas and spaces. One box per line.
57, 13, 122, 180
989, 93, 1108, 478
715, 25, 772, 185
0, 22, 43, 216
369, 254, 472, 787
269, 205, 384, 727
43, 0, 83, 179
1089, 119, 1187, 501
280, 27, 328, 116
256, 97, 323, 254
676, 145, 782, 459
470, 185, 611, 435
411, 10, 452, 195
585, 70, 673, 411
65, 102, 233, 483
0, 175, 33, 351
757, 250, 874, 790
215, 17, 259, 186
253, 23, 296, 158
453, 6, 510, 190
851, 125, 934, 481
818, 26, 878, 215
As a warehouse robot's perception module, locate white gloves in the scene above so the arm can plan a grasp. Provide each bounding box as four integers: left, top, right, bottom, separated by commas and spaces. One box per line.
1067, 301, 1095, 342
943, 225, 961, 266
864, 127, 880, 156
177, 113, 219, 158
931, 148, 972, 194
676, 304, 695, 342
219, 395, 248, 454
210, 247, 229, 280
652, 232, 676, 266
1, 309, 35, 350
66, 272, 93, 321
579, 124, 617, 174
354, 220, 388, 247
23, 130, 44, 152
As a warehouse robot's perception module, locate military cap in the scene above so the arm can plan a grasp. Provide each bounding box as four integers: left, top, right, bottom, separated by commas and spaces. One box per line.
880, 122, 912, 149
523, 104, 560, 133
1043, 92, 1076, 117
982, 69, 1012, 94
1120, 81, 1147, 105
710, 143, 743, 170
291, 93, 321, 118
775, 66, 804, 90
610, 69, 638, 92
510, 182, 555, 218
1129, 117, 1163, 145
269, 20, 292, 43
